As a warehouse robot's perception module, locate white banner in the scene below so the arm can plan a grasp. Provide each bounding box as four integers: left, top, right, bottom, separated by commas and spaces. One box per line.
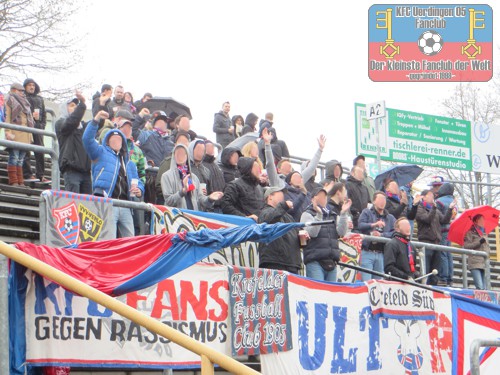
261, 276, 453, 375
471, 122, 500, 174
25, 264, 231, 368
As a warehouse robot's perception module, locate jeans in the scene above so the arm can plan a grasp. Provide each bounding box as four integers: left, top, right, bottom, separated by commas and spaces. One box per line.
360, 250, 384, 281
113, 206, 134, 238
23, 132, 45, 178
306, 261, 338, 282
63, 170, 92, 195
425, 248, 441, 286
471, 269, 485, 290
8, 149, 26, 167
439, 251, 454, 284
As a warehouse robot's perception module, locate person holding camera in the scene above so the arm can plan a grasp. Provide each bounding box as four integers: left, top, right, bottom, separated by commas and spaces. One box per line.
358, 191, 396, 281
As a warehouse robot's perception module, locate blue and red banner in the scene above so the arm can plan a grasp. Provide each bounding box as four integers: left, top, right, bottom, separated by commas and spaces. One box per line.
368, 4, 493, 82
229, 266, 292, 355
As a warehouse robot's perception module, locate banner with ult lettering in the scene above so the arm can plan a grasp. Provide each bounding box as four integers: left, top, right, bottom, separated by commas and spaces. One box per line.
41, 190, 115, 246
228, 266, 292, 356
20, 263, 231, 370
260, 276, 454, 375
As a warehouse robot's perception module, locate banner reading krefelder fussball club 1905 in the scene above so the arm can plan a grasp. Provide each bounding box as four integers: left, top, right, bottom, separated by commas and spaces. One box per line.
369, 4, 492, 82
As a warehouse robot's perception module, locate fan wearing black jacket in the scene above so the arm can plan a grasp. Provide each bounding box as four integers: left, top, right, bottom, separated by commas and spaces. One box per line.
384, 218, 421, 280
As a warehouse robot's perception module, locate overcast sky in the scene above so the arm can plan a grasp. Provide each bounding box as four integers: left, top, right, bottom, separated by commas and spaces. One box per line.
40, 0, 499, 175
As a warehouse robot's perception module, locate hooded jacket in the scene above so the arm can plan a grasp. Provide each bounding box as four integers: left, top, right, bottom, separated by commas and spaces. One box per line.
55, 101, 91, 174
82, 122, 144, 198
161, 144, 213, 210
436, 183, 457, 233
212, 111, 235, 148
219, 146, 241, 184
23, 78, 46, 129
221, 157, 264, 216
132, 115, 174, 167
258, 200, 301, 270
202, 153, 226, 194
188, 139, 212, 189
322, 160, 344, 184
241, 113, 258, 135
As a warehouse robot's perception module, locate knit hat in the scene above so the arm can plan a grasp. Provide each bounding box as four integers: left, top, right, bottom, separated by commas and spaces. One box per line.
285, 171, 301, 185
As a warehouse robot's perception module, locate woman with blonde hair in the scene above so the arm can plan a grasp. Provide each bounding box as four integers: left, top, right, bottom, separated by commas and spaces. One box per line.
241, 141, 263, 169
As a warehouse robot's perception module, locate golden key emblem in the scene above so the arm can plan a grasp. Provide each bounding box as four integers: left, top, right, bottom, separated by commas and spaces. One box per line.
462, 8, 485, 58
376, 8, 400, 59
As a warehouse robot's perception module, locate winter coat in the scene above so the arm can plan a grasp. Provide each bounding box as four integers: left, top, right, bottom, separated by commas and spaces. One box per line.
219, 147, 241, 184
23, 78, 46, 130
358, 207, 396, 251
55, 101, 91, 174
301, 206, 348, 264
91, 91, 113, 118
415, 203, 453, 244
321, 160, 344, 184
202, 154, 226, 193
464, 226, 490, 270
345, 175, 371, 228
82, 121, 144, 198
212, 111, 235, 148
436, 183, 457, 233
285, 184, 311, 222
221, 157, 264, 217
384, 232, 418, 280
258, 127, 290, 166
258, 201, 301, 269
4, 94, 34, 144
385, 195, 408, 219
188, 139, 211, 190
241, 113, 258, 135
132, 116, 174, 167
363, 173, 376, 199
161, 144, 213, 211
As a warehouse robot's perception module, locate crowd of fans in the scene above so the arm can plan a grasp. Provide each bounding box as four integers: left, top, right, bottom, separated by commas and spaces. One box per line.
0, 81, 492, 290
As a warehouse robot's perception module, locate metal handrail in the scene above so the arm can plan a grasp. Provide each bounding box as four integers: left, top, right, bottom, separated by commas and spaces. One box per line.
0, 121, 60, 190
470, 339, 500, 375
362, 234, 491, 289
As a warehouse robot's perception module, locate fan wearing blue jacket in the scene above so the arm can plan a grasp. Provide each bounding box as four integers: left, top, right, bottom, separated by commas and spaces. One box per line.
83, 110, 144, 238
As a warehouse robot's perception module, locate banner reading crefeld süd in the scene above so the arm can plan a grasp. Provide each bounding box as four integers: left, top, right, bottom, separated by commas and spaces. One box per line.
41, 190, 115, 247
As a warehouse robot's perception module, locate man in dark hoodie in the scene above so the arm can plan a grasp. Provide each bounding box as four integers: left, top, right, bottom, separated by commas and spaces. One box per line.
221, 157, 264, 221
219, 146, 241, 184
109, 85, 125, 117
212, 101, 235, 148
23, 78, 48, 182
436, 183, 458, 286
320, 160, 345, 186
91, 84, 113, 118
241, 113, 259, 135
55, 91, 91, 194
258, 126, 290, 166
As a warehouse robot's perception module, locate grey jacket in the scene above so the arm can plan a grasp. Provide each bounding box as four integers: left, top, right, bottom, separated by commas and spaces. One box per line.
161, 144, 213, 211
212, 111, 235, 148
464, 226, 490, 270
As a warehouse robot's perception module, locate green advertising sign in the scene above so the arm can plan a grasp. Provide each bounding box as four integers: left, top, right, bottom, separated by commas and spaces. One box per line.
355, 103, 472, 170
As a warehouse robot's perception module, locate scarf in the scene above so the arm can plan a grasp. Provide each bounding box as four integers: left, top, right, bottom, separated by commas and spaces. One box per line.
386, 191, 400, 203
474, 225, 485, 237
154, 127, 169, 137
395, 233, 415, 273
422, 201, 433, 211
177, 164, 195, 192
7, 93, 34, 128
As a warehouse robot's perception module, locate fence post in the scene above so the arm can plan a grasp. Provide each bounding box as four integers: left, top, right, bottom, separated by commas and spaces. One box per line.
462, 254, 468, 289
0, 255, 9, 375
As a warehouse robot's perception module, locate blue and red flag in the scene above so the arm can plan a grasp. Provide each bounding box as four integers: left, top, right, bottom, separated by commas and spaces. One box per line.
14, 222, 303, 296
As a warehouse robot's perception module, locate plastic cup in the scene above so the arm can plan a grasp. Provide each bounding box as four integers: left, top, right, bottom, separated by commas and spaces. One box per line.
131, 178, 138, 189
299, 230, 308, 247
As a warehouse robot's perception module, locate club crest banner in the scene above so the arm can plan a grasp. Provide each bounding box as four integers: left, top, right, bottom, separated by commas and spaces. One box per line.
41, 190, 115, 247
